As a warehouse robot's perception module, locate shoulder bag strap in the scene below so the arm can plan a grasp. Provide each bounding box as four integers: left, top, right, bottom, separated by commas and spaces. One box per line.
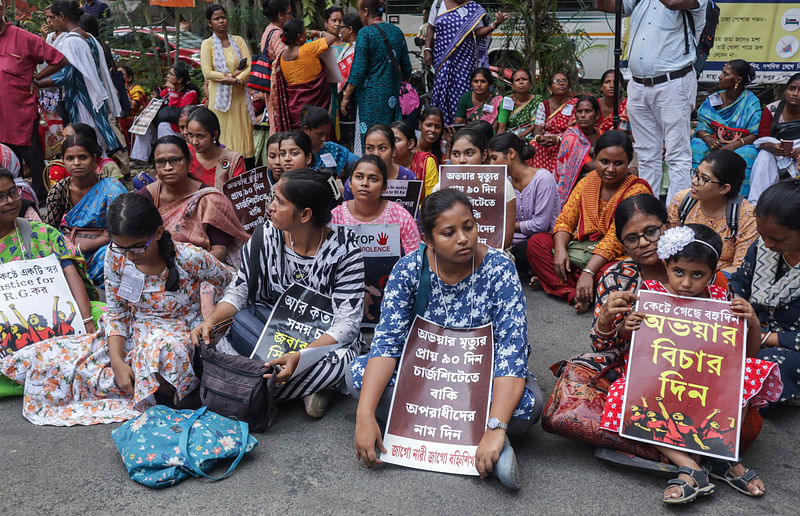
372, 23, 402, 82
726, 195, 743, 240
411, 243, 431, 318
16, 218, 34, 260
677, 193, 697, 225
264, 28, 280, 54
247, 224, 266, 307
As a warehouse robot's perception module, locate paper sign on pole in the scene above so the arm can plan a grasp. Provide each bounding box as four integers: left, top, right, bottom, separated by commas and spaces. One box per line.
381, 316, 494, 476
0, 255, 86, 359
619, 290, 746, 461
222, 166, 271, 234
439, 165, 507, 249
382, 179, 423, 218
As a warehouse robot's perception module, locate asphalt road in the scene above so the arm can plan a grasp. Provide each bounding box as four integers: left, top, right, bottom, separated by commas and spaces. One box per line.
2, 289, 798, 515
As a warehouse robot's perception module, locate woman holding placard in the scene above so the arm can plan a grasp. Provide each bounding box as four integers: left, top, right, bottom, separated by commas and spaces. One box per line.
192, 169, 365, 419
1, 194, 235, 425
526, 130, 652, 313
331, 155, 421, 255
349, 189, 542, 490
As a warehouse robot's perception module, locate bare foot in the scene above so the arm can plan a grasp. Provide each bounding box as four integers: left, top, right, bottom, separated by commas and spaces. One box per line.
573, 299, 590, 314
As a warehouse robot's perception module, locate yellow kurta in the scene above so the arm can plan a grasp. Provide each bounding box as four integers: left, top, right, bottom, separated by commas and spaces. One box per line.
201, 35, 255, 158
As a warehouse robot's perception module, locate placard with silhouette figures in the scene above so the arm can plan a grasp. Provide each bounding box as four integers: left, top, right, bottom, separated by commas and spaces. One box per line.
619, 290, 746, 461
223, 167, 271, 234
439, 165, 507, 249
336, 224, 402, 327
0, 255, 86, 358
249, 283, 334, 363
382, 180, 423, 218
381, 316, 494, 476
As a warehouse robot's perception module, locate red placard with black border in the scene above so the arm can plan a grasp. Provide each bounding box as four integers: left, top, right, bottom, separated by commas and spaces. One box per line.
619, 290, 746, 461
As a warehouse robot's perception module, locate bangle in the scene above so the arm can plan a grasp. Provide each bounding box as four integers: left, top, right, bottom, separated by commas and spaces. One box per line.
582, 267, 595, 276
423, 47, 432, 53
534, 134, 541, 143
760, 331, 772, 346
595, 322, 618, 337
738, 138, 745, 146
82, 316, 94, 324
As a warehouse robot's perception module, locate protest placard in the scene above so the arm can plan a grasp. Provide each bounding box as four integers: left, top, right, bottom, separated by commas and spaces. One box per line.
129, 98, 166, 136
439, 165, 507, 248
222, 166, 271, 234
0, 255, 86, 359
382, 316, 494, 475
619, 290, 746, 461
249, 283, 334, 363
382, 180, 423, 218
337, 224, 402, 327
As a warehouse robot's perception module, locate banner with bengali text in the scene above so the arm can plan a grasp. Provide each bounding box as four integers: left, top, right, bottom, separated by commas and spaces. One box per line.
382, 316, 494, 476
249, 283, 334, 362
439, 165, 507, 249
223, 167, 271, 234
0, 255, 86, 359
619, 290, 746, 461
382, 180, 423, 219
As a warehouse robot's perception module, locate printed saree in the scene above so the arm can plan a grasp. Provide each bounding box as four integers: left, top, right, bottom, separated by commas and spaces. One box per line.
556, 126, 592, 209
531, 97, 578, 172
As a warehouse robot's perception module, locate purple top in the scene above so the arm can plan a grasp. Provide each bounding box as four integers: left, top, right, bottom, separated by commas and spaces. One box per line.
343, 165, 416, 200
513, 168, 558, 244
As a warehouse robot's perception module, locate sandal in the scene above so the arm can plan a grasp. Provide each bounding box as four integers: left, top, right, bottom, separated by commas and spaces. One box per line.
663, 466, 715, 504
708, 460, 765, 497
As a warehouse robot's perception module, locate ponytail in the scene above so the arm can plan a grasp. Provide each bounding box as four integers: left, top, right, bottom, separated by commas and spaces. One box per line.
488, 133, 535, 162
158, 230, 180, 292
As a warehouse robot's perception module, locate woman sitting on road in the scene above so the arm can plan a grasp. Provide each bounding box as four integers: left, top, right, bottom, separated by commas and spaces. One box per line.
343, 124, 416, 200
193, 169, 365, 419
730, 178, 800, 406
453, 68, 503, 129
266, 132, 285, 185
526, 130, 652, 313
301, 105, 357, 178
348, 189, 543, 490
279, 130, 315, 173
488, 133, 558, 278
667, 150, 758, 275
331, 155, 421, 255
556, 95, 601, 208
186, 107, 245, 190
530, 71, 578, 173
45, 136, 128, 286
417, 107, 445, 165
691, 60, 761, 198
137, 136, 249, 265
391, 120, 438, 199
496, 68, 541, 140
47, 123, 123, 186
596, 69, 629, 134
1, 193, 235, 425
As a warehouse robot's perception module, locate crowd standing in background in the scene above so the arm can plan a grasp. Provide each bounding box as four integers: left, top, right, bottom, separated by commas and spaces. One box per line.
0, 0, 799, 502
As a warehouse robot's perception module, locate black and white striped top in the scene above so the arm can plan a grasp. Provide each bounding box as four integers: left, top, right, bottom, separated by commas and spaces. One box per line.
221, 222, 365, 348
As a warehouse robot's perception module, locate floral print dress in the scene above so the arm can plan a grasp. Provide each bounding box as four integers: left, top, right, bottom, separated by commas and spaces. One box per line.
1, 243, 234, 426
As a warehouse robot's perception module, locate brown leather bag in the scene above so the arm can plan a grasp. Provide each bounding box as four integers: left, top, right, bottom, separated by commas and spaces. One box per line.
541, 358, 664, 462
64, 227, 111, 253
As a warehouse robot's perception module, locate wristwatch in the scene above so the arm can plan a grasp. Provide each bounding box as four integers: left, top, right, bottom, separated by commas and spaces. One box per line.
486, 417, 508, 431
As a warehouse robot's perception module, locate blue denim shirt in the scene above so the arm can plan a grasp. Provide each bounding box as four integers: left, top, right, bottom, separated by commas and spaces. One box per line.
623, 0, 707, 77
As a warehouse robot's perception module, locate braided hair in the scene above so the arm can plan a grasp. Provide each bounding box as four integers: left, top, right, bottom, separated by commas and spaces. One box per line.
108, 193, 180, 291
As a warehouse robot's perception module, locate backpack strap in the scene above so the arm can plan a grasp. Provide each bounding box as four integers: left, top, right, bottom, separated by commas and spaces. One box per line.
726, 195, 743, 240
16, 218, 34, 260
677, 193, 697, 225
412, 243, 431, 319
246, 223, 266, 307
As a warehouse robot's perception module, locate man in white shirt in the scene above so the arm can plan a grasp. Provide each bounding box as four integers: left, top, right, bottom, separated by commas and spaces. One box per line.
596, 0, 707, 202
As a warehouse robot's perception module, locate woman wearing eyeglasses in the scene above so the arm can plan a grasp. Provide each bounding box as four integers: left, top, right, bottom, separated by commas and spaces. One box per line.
136, 136, 249, 266
44, 135, 128, 287
1, 193, 235, 425
667, 150, 758, 275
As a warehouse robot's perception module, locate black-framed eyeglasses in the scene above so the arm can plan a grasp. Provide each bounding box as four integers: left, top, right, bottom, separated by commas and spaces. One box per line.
110, 234, 154, 255
154, 156, 184, 168
621, 224, 665, 249
0, 186, 22, 205
691, 169, 721, 186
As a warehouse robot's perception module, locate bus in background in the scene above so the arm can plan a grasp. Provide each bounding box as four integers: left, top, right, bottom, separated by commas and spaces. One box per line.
385, 1, 616, 81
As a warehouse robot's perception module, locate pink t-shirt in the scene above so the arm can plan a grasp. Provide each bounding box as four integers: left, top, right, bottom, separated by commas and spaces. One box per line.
331, 200, 421, 256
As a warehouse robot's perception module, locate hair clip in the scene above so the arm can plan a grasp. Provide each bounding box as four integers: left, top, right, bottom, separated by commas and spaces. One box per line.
327, 175, 342, 201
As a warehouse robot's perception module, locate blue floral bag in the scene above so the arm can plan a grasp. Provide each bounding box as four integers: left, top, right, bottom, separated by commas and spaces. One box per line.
111, 405, 258, 488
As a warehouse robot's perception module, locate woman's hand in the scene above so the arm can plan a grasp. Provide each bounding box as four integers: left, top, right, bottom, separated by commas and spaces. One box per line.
355, 414, 386, 469
552, 246, 571, 283
84, 320, 97, 334
340, 96, 350, 117
540, 134, 559, 147
704, 135, 722, 151
623, 310, 645, 333
190, 319, 215, 346
475, 428, 505, 478
265, 352, 301, 382
596, 291, 637, 331
575, 271, 595, 308
216, 75, 238, 85
423, 48, 433, 68
494, 12, 509, 26
111, 359, 135, 396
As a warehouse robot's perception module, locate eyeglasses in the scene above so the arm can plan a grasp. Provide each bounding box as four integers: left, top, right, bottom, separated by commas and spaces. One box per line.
552, 78, 569, 84
0, 186, 21, 205
620, 224, 664, 249
154, 156, 184, 168
691, 169, 720, 186
110, 234, 154, 255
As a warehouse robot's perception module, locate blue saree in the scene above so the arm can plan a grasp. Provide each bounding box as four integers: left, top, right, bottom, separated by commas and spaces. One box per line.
431, 1, 490, 125
62, 178, 128, 286
691, 90, 762, 197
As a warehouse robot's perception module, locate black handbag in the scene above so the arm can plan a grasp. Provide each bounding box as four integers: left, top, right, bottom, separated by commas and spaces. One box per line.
229, 223, 272, 356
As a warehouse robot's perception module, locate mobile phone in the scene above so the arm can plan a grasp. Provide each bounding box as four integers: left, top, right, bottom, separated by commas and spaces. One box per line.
781, 140, 793, 153
237, 58, 248, 71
